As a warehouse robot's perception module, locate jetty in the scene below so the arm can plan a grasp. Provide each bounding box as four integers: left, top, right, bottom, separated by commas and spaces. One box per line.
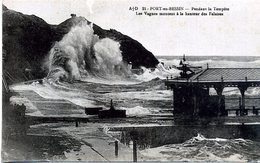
165, 57, 260, 116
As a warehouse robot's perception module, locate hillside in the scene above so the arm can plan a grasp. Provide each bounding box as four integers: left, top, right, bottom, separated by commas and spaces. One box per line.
2, 5, 159, 84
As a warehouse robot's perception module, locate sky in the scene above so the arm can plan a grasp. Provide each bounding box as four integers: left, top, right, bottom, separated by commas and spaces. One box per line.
2, 0, 260, 56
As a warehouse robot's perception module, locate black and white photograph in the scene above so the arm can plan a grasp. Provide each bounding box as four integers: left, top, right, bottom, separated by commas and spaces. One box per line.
1, 0, 260, 162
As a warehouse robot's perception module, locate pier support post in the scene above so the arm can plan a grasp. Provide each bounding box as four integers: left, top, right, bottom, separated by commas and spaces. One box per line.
238, 85, 249, 116
214, 85, 225, 116
133, 139, 137, 162
171, 85, 176, 114
255, 107, 259, 116
172, 87, 174, 113
253, 106, 256, 115
115, 140, 118, 157
192, 86, 198, 115
130, 130, 138, 162
192, 94, 197, 115
75, 120, 79, 127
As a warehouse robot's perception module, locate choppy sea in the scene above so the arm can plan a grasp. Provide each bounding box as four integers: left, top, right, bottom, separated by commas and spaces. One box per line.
11, 55, 260, 161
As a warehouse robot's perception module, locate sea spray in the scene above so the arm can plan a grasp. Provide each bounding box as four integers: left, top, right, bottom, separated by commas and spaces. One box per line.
47, 22, 97, 81
46, 21, 181, 83
46, 21, 131, 82
93, 38, 130, 78
133, 63, 180, 82
141, 133, 260, 161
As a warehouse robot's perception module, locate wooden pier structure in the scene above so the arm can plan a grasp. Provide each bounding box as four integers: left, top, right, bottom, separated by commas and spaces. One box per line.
165, 58, 260, 117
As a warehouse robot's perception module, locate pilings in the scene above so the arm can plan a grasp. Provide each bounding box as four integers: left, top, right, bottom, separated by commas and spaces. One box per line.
115, 140, 118, 157
133, 140, 137, 162
192, 92, 198, 115
214, 84, 225, 116
238, 84, 249, 115
130, 130, 138, 162
165, 74, 260, 117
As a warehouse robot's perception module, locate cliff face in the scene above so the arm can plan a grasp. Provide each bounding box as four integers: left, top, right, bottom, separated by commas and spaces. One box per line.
3, 6, 53, 83
2, 5, 159, 84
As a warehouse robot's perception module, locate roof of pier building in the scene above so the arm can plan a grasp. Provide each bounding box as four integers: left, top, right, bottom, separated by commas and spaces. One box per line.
191, 68, 260, 82
166, 68, 260, 88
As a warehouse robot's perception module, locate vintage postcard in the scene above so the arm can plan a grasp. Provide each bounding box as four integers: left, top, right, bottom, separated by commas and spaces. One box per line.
1, 0, 260, 162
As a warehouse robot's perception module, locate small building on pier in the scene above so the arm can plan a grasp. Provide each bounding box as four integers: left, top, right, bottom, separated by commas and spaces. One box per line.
165, 59, 260, 117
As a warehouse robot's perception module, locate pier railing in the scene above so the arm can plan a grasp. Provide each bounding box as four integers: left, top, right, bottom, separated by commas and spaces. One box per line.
166, 76, 260, 83
225, 97, 260, 116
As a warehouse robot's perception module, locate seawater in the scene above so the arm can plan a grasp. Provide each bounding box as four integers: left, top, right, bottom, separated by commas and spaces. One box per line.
12, 56, 260, 114
158, 55, 260, 68
11, 55, 260, 161
107, 125, 260, 161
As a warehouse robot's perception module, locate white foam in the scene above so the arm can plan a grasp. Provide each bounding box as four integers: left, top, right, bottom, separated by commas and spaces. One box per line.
189, 133, 227, 142
224, 154, 246, 162
11, 81, 96, 108
140, 133, 248, 162
244, 122, 260, 125
46, 22, 135, 83
108, 124, 171, 128
225, 122, 242, 125
81, 76, 139, 85
120, 106, 151, 116
106, 90, 172, 101
133, 63, 180, 82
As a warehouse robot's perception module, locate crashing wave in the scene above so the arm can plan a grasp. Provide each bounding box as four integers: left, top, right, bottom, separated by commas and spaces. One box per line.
46, 22, 131, 82
45, 21, 180, 83
141, 133, 259, 162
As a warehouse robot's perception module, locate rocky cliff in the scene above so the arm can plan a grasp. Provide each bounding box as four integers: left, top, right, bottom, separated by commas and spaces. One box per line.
2, 5, 159, 84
